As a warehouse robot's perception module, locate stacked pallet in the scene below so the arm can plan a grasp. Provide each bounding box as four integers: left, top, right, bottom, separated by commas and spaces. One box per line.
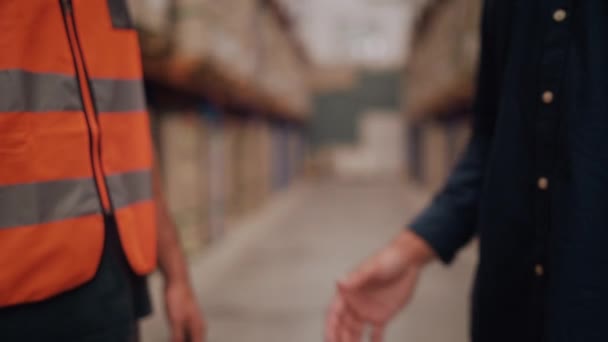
237, 119, 272, 214
221, 116, 242, 222
157, 111, 210, 254
128, 0, 310, 120
219, 117, 278, 224
257, 5, 310, 119
404, 0, 482, 121
403, 0, 482, 190
128, 0, 310, 252
127, 0, 174, 58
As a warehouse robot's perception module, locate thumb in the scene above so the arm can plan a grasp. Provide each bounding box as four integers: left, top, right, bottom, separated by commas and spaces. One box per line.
339, 261, 382, 291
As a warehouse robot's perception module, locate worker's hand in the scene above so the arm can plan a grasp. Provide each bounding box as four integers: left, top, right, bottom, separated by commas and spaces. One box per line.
325, 230, 436, 342
164, 280, 206, 342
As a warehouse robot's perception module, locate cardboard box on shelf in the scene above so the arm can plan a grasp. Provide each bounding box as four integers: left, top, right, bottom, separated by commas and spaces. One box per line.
222, 116, 245, 222
127, 0, 174, 58
135, 0, 311, 122
257, 7, 311, 118
405, 0, 482, 121
233, 118, 272, 214
207, 114, 227, 239
242, 119, 263, 213
259, 120, 274, 199
158, 111, 210, 254
287, 128, 304, 182
310, 67, 358, 93
173, 0, 259, 90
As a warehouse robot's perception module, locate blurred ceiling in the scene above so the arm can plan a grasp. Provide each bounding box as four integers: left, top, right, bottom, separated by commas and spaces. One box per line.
278, 0, 428, 68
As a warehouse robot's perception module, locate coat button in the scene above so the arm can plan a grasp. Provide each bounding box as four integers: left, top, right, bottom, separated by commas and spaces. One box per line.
542, 91, 554, 104
553, 9, 567, 22
535, 264, 544, 277
538, 177, 549, 190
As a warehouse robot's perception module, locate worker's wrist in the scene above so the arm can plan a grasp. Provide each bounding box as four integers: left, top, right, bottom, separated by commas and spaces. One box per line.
159, 247, 191, 287
394, 230, 437, 267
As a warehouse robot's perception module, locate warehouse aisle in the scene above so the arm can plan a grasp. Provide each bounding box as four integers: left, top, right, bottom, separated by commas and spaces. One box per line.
141, 180, 477, 342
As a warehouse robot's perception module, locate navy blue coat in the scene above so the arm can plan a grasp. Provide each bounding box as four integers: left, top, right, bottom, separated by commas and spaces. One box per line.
411, 1, 608, 341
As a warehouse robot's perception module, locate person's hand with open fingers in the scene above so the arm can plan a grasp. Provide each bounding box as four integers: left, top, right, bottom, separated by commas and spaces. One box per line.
325, 230, 436, 342
165, 280, 206, 342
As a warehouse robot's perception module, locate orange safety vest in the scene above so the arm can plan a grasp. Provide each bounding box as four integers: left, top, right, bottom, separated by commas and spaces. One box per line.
0, 0, 157, 307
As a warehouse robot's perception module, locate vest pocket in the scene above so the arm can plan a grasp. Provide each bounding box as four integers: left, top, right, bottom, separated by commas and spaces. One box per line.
107, 0, 134, 29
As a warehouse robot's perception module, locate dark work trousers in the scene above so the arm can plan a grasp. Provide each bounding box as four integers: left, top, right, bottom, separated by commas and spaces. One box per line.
0, 215, 152, 342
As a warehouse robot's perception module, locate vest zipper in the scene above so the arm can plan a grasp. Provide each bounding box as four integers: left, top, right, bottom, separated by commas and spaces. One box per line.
60, 0, 113, 215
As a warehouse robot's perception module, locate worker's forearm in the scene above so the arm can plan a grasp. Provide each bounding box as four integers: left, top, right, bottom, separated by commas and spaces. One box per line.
152, 158, 190, 285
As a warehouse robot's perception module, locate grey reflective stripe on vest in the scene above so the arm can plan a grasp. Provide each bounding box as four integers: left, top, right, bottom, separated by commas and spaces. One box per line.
0, 69, 82, 112
0, 170, 152, 229
0, 69, 146, 113
106, 169, 153, 209
91, 79, 147, 113
0, 178, 101, 229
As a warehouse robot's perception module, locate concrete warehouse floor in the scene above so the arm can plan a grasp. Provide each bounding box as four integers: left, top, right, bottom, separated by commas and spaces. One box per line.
141, 180, 477, 342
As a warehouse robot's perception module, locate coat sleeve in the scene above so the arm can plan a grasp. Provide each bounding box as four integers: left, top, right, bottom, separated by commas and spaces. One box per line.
409, 0, 507, 264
